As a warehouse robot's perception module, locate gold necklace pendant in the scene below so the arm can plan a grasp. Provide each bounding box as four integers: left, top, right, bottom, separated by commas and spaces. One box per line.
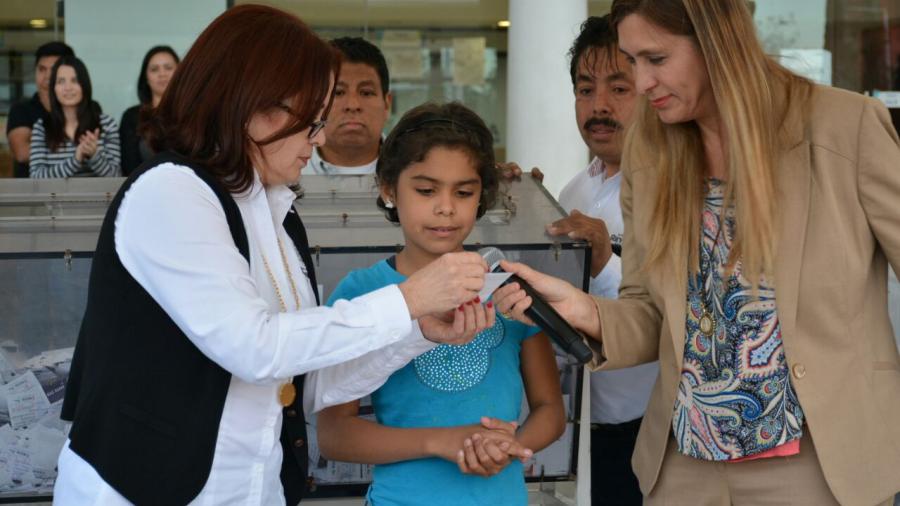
699, 308, 716, 337
698, 211, 724, 340
258, 231, 303, 407
274, 235, 301, 311
259, 235, 301, 313
278, 382, 297, 407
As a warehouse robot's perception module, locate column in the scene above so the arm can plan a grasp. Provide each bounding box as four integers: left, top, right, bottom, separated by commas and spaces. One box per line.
506, 0, 588, 198
508, 4, 590, 504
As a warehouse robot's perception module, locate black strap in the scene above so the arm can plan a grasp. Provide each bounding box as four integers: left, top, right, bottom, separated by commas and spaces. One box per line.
280, 203, 316, 505
282, 204, 319, 305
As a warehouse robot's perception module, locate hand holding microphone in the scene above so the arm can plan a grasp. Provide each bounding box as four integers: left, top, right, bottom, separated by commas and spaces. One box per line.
480, 248, 596, 364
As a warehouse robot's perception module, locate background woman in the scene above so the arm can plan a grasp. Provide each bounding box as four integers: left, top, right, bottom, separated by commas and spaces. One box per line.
119, 45, 179, 175
29, 55, 120, 178
494, 0, 900, 504
55, 5, 491, 505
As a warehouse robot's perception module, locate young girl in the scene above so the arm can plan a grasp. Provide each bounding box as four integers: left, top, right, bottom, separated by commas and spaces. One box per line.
29, 55, 120, 178
317, 102, 566, 506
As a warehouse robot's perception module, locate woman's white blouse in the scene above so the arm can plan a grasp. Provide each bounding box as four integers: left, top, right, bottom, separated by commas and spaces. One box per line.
54, 163, 421, 505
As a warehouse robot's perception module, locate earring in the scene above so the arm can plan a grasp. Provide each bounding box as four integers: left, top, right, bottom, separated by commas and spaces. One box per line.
384, 200, 394, 209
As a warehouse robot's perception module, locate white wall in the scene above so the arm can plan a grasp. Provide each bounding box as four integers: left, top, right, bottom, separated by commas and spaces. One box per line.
753, 0, 827, 52
65, 0, 226, 124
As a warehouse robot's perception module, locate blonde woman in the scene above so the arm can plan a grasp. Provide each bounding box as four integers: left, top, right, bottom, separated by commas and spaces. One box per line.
493, 0, 900, 504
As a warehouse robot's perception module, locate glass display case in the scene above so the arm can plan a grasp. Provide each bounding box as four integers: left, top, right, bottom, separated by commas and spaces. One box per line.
0, 173, 590, 501
0, 177, 119, 499
293, 174, 589, 497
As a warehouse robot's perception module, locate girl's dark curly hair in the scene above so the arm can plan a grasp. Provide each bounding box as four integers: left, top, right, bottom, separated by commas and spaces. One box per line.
376, 101, 498, 223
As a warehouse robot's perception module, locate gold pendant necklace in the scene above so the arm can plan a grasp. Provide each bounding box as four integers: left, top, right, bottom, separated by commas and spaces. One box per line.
699, 307, 715, 338
260, 233, 301, 407
260, 235, 301, 313
278, 382, 297, 407
698, 212, 724, 339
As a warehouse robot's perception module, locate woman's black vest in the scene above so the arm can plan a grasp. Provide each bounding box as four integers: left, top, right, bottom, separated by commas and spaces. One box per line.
61, 153, 316, 505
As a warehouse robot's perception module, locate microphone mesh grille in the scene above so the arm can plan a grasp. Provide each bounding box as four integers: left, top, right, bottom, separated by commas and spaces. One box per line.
478, 246, 505, 271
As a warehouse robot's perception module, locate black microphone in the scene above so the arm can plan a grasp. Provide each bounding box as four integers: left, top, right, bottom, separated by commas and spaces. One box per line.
479, 247, 595, 364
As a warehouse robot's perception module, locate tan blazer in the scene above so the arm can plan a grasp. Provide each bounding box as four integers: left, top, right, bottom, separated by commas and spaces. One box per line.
592, 85, 900, 506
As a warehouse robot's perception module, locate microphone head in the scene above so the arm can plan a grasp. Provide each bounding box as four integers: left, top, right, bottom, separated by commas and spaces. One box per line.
478, 246, 506, 272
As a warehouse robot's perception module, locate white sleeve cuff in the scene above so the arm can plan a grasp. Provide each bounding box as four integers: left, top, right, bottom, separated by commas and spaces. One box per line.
303, 321, 436, 414
355, 284, 413, 339
401, 321, 440, 357
589, 254, 622, 298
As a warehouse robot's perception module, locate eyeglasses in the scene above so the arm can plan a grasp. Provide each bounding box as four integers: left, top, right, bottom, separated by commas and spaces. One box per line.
276, 103, 327, 140
307, 119, 326, 140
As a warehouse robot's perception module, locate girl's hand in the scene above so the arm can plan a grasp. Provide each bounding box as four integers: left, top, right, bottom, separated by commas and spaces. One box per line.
77, 129, 100, 159
74, 141, 87, 162
457, 434, 513, 476
492, 260, 601, 338
419, 300, 496, 346
74, 131, 94, 162
456, 418, 534, 476
427, 425, 482, 464
477, 417, 533, 463
427, 420, 532, 477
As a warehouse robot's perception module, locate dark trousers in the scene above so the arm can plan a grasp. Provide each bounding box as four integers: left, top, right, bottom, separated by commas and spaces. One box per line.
591, 417, 643, 506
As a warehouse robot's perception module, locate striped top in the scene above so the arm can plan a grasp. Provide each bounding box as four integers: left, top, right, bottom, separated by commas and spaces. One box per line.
29, 114, 121, 178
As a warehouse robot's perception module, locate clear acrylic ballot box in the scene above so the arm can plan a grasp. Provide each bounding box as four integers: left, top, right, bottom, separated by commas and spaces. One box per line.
294, 175, 589, 498
0, 173, 591, 501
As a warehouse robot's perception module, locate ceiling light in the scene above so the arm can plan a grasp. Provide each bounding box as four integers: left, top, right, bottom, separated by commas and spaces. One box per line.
497, 20, 510, 28
30, 19, 48, 29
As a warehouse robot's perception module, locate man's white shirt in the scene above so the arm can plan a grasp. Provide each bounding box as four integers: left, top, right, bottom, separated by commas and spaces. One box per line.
558, 157, 659, 425
307, 146, 377, 176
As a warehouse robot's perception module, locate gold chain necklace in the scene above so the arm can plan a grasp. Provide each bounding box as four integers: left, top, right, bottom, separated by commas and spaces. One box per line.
698, 212, 724, 339
259, 232, 302, 407
260, 235, 301, 313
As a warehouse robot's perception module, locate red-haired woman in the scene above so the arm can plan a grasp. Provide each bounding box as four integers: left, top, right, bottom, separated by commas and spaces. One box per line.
54, 5, 492, 505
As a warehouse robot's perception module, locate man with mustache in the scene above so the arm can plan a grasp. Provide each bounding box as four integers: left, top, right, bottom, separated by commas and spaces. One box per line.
308, 37, 391, 176
546, 15, 659, 506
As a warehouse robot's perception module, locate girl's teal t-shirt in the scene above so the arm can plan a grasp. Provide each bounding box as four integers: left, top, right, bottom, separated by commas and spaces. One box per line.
326, 259, 539, 506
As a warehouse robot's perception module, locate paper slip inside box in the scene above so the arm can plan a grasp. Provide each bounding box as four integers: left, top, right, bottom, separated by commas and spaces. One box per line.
2, 371, 51, 429
0, 351, 15, 384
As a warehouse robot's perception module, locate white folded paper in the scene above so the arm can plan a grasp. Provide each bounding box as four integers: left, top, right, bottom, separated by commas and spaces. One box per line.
478, 272, 513, 303
2, 371, 51, 429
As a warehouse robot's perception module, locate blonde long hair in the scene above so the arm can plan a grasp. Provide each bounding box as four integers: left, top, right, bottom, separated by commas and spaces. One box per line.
610, 0, 811, 288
